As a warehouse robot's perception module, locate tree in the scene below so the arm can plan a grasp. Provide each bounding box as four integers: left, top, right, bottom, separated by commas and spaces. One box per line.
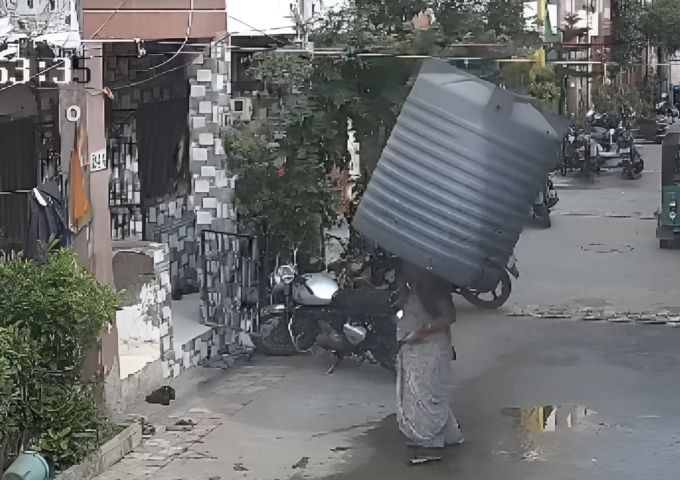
527, 66, 561, 109
640, 0, 680, 57
228, 0, 535, 256
611, 0, 646, 64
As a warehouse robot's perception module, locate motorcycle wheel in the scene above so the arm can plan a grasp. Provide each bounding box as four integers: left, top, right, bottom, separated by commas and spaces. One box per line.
258, 317, 298, 356
532, 203, 552, 229
460, 272, 512, 310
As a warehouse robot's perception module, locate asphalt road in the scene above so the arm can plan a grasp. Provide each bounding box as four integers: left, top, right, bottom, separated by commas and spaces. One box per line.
96, 143, 680, 480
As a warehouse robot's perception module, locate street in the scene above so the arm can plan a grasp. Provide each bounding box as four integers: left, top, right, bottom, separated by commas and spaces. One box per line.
94, 143, 680, 480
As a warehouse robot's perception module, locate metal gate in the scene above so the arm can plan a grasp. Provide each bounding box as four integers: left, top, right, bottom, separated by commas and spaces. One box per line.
200, 230, 260, 344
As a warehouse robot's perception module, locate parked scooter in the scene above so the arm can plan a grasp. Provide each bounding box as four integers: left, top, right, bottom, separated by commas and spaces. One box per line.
586, 109, 643, 176
561, 125, 590, 175
617, 128, 644, 179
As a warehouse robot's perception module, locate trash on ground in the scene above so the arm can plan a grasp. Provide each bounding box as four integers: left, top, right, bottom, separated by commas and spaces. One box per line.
292, 456, 310, 469
145, 385, 176, 405
408, 455, 443, 465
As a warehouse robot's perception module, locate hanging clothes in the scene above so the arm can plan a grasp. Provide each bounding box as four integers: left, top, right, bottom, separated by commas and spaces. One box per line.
69, 122, 91, 231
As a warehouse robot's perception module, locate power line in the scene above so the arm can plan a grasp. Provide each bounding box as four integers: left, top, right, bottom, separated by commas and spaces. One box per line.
107, 58, 196, 91
137, 0, 194, 72
88, 0, 129, 40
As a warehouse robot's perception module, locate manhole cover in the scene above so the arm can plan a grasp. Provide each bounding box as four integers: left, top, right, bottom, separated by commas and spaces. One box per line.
580, 243, 634, 253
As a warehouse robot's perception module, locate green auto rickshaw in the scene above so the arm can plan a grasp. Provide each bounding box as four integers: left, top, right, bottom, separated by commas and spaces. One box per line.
657, 132, 680, 248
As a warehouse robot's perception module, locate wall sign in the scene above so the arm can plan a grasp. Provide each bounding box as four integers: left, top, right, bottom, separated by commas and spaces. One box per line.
90, 150, 108, 172
0, 56, 73, 85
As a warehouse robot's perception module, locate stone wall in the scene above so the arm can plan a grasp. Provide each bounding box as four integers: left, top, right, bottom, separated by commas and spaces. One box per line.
146, 198, 198, 294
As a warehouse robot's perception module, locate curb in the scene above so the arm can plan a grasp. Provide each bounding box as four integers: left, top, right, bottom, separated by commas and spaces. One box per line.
506, 305, 680, 327
56, 422, 142, 480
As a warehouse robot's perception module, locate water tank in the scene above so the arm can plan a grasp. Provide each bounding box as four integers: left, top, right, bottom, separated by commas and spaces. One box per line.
353, 59, 567, 291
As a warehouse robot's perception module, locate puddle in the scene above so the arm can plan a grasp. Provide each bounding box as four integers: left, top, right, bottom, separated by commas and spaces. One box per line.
501, 404, 597, 433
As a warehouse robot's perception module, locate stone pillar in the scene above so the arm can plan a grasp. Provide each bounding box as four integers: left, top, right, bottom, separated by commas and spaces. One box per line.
186, 41, 235, 329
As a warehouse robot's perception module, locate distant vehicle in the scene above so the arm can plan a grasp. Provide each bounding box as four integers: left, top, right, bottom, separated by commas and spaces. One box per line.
657, 132, 680, 249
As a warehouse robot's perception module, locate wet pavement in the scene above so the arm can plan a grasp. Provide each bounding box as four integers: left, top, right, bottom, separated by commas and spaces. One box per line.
94, 143, 680, 480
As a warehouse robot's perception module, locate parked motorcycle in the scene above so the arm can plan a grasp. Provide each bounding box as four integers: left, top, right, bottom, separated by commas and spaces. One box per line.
561, 125, 590, 175
616, 128, 644, 179
255, 255, 399, 374
530, 176, 559, 228
586, 109, 643, 177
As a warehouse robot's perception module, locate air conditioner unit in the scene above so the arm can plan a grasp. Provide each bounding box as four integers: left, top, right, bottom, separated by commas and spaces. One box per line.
230, 97, 253, 123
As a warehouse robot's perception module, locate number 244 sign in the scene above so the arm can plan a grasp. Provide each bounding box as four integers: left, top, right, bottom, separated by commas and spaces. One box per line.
0, 56, 76, 85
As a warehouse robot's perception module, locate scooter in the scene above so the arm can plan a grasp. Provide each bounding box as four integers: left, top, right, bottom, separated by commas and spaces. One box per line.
452, 254, 520, 309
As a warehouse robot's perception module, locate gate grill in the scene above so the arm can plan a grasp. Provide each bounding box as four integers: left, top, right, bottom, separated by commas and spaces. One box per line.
201, 230, 260, 342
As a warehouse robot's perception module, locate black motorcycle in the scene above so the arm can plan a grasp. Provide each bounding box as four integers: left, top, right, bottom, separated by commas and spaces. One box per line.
530, 176, 559, 228
616, 128, 644, 179
561, 125, 590, 175
255, 257, 399, 374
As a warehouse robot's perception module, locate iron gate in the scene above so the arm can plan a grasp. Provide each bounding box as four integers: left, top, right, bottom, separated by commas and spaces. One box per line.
201, 230, 260, 342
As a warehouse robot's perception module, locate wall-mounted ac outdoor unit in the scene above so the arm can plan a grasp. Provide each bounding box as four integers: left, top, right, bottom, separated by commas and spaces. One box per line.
230, 97, 253, 123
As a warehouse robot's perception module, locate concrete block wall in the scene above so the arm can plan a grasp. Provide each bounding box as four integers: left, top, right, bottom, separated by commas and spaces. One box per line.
146, 197, 198, 293
187, 41, 237, 335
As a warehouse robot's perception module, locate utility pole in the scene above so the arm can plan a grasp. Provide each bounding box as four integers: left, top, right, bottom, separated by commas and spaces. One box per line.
533, 0, 546, 68
292, 0, 314, 52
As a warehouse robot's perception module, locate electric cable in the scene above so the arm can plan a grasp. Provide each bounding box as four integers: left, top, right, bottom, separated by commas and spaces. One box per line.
88, 0, 129, 40
137, 0, 194, 72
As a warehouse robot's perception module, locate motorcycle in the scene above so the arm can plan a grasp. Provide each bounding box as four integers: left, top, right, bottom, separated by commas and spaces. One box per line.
255, 253, 400, 374
586, 109, 643, 176
530, 176, 559, 228
616, 128, 644, 179
561, 125, 590, 176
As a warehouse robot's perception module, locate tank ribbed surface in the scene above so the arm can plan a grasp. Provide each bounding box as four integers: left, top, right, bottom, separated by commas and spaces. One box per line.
353, 60, 567, 290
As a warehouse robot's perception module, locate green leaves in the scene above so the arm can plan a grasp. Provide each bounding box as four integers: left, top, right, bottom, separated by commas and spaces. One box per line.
230, 0, 538, 258
640, 0, 680, 56
0, 250, 120, 470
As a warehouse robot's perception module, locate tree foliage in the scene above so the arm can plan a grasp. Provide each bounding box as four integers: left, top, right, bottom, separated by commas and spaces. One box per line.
0, 249, 120, 471
611, 0, 646, 64
228, 0, 536, 255
592, 82, 654, 119
527, 66, 561, 106
640, 0, 680, 56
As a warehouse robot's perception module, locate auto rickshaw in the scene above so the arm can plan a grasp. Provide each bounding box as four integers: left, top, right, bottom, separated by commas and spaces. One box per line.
657, 132, 680, 248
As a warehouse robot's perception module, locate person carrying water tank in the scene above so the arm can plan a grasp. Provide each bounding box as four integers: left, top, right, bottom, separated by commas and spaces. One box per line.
395, 260, 464, 450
